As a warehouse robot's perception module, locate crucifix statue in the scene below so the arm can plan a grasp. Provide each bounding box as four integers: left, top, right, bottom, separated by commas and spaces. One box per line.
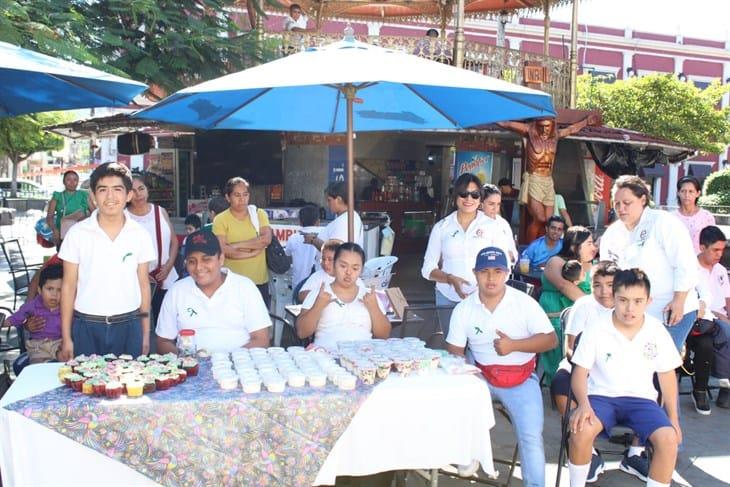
497, 114, 598, 242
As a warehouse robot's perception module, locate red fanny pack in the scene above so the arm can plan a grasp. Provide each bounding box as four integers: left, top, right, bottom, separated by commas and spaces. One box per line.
476, 356, 536, 388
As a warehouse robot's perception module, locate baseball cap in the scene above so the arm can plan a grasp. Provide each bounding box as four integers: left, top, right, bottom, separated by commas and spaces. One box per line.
474, 246, 509, 272
185, 230, 221, 258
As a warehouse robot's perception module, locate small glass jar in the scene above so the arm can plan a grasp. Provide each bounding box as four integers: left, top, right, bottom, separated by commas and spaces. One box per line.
177, 329, 197, 356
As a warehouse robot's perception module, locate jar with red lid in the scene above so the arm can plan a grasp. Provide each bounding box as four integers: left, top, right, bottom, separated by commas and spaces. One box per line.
177, 329, 197, 356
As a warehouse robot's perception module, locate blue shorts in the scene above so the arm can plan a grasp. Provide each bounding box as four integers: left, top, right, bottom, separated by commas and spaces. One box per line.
589, 395, 671, 445
550, 368, 571, 398
72, 316, 143, 357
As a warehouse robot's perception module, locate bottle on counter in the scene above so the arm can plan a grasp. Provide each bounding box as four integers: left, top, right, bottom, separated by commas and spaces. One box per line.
177, 329, 197, 356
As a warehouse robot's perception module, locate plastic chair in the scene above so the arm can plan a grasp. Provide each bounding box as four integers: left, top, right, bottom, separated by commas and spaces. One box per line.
0, 239, 42, 310
0, 306, 21, 354
361, 256, 399, 290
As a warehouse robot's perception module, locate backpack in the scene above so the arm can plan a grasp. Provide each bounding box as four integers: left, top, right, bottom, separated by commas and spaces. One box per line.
248, 205, 291, 275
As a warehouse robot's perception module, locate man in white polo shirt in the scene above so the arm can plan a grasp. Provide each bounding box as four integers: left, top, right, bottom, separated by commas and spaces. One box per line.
569, 268, 681, 487
156, 230, 271, 354
59, 162, 156, 360
447, 247, 556, 487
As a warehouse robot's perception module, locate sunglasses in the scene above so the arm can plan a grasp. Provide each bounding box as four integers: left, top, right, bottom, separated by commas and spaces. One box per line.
457, 190, 481, 200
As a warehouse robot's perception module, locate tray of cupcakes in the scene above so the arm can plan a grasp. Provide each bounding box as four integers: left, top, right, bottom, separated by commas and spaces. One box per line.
58, 353, 200, 399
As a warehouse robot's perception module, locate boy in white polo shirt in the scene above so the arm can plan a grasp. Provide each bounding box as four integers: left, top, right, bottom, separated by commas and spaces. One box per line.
58, 163, 156, 360
447, 247, 557, 487
569, 268, 681, 487
156, 230, 271, 353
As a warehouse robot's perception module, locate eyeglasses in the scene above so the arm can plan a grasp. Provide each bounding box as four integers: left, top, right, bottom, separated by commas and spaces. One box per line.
457, 191, 481, 200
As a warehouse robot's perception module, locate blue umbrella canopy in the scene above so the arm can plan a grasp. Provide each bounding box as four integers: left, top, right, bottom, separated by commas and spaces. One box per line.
135, 39, 554, 132
135, 38, 555, 240
0, 41, 148, 117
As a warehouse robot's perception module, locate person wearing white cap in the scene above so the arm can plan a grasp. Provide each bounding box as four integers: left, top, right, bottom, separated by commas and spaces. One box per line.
446, 246, 556, 486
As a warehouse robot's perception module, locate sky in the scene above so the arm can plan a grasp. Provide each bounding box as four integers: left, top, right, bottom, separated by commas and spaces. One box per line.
527, 0, 730, 42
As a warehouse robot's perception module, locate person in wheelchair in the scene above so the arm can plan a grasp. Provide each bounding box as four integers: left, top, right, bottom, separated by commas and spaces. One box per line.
569, 268, 681, 487
446, 247, 556, 487
5, 264, 63, 363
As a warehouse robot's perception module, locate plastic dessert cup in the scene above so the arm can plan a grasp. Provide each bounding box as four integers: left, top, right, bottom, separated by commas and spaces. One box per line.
308, 373, 327, 388
126, 381, 144, 398
219, 376, 238, 390
265, 379, 286, 393
242, 380, 262, 393
375, 361, 392, 379
338, 374, 357, 390
92, 381, 107, 397
359, 366, 376, 385
287, 372, 305, 388
70, 376, 85, 392
81, 381, 94, 395
105, 382, 122, 399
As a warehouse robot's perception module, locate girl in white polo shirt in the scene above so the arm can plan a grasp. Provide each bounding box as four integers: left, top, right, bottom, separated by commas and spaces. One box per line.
569, 268, 682, 487
298, 243, 389, 351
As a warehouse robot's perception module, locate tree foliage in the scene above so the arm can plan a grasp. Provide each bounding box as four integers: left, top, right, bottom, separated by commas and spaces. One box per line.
0, 113, 66, 196
577, 73, 730, 154
1, 0, 269, 94
700, 169, 730, 213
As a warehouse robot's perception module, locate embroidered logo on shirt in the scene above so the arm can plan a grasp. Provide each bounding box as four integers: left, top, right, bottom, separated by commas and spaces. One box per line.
474, 326, 483, 335
450, 230, 459, 238
122, 252, 133, 262
637, 229, 648, 247
643, 342, 658, 360
186, 307, 198, 317
605, 352, 612, 362
476, 229, 484, 237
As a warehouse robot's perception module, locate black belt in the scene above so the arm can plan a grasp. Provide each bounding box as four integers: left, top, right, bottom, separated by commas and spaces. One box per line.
74, 310, 149, 325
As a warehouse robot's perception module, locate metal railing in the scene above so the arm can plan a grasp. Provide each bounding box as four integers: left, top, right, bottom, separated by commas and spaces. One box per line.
265, 32, 570, 108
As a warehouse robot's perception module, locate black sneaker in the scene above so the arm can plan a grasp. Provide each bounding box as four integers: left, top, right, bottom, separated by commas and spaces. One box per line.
692, 389, 712, 415
586, 451, 605, 483
717, 388, 730, 409
620, 450, 649, 482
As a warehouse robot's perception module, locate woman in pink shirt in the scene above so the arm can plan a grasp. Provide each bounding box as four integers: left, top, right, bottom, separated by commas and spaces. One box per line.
672, 175, 715, 254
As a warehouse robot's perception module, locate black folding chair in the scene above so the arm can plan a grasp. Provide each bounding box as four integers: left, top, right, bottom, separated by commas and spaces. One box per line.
0, 306, 21, 354
0, 239, 42, 310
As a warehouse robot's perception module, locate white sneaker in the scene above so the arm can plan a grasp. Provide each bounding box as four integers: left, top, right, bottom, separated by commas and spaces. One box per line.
457, 459, 480, 477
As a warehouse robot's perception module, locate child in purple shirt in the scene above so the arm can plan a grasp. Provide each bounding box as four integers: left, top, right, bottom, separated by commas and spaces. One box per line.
5, 264, 63, 363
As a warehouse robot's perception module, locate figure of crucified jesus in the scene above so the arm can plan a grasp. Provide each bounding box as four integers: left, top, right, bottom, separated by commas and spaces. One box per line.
497, 115, 598, 241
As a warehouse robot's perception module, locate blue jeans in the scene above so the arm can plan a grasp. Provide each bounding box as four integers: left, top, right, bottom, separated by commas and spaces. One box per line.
487, 373, 545, 487
665, 311, 697, 352
72, 316, 143, 357
435, 289, 459, 338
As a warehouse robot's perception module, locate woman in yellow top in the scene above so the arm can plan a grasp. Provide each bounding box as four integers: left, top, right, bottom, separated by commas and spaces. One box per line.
212, 177, 273, 306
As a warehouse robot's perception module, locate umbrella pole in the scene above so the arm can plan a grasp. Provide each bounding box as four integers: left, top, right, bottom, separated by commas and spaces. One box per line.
345, 85, 355, 243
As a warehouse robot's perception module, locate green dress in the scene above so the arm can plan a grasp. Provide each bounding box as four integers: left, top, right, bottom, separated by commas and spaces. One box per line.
538, 267, 591, 385
52, 190, 89, 229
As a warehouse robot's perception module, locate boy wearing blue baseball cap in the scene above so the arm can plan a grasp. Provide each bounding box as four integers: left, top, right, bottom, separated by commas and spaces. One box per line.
447, 246, 556, 486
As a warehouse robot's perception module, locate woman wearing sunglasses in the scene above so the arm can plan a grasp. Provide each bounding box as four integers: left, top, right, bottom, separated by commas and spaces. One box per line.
421, 173, 493, 335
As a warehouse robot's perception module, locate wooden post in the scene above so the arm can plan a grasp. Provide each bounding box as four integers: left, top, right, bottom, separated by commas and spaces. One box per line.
569, 0, 579, 108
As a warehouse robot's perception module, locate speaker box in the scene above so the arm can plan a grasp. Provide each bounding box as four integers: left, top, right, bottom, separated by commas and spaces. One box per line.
117, 132, 153, 155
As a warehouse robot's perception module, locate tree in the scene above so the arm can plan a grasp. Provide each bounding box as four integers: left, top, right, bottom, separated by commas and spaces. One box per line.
1, 0, 273, 95
577, 73, 730, 154
0, 114, 66, 197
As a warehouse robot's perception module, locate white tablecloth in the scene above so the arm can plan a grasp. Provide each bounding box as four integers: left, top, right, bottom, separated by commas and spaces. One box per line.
1, 364, 495, 486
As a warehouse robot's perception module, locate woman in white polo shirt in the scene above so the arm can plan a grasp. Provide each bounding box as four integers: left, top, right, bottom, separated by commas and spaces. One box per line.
600, 175, 699, 351
298, 243, 390, 351
421, 173, 493, 329
481, 183, 518, 265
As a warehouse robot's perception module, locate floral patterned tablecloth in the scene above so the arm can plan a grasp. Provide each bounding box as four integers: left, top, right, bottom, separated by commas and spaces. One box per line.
5, 360, 372, 487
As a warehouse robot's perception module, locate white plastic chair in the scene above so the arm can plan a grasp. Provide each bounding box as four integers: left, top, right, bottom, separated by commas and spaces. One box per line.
361, 256, 399, 289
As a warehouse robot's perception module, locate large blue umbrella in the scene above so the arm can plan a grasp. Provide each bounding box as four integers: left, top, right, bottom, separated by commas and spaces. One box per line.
0, 41, 148, 117
135, 37, 555, 239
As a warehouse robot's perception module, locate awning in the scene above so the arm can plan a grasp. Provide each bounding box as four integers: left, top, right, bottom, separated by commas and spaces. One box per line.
688, 163, 713, 180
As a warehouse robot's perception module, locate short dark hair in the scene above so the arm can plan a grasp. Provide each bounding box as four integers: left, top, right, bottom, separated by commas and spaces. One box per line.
482, 183, 500, 199
558, 226, 593, 260
497, 178, 512, 187
700, 225, 727, 248
290, 3, 302, 12
592, 260, 619, 279
89, 162, 133, 192
298, 205, 319, 227
613, 268, 651, 297
325, 181, 349, 205
208, 196, 229, 215
225, 177, 250, 196
334, 242, 365, 265
62, 170, 79, 182
184, 214, 202, 229
39, 263, 63, 288
546, 215, 565, 228
131, 174, 148, 185
676, 175, 702, 206
425, 28, 439, 38
612, 175, 651, 207
453, 173, 483, 207
561, 260, 582, 282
